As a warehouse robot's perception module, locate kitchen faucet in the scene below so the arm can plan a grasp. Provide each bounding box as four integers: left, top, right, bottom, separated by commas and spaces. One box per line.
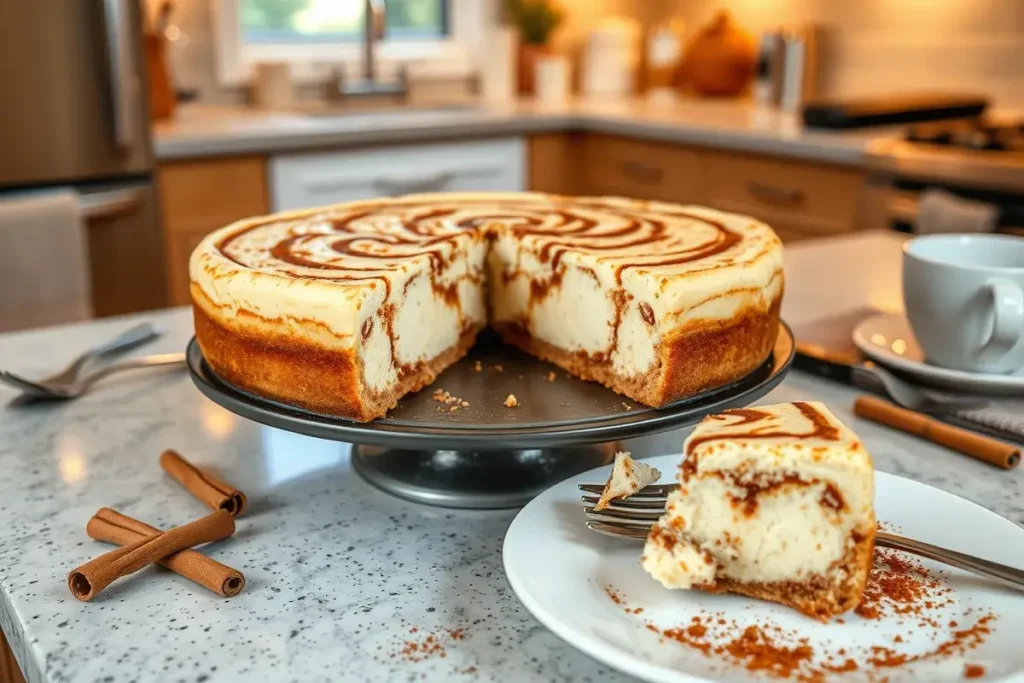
331, 0, 408, 101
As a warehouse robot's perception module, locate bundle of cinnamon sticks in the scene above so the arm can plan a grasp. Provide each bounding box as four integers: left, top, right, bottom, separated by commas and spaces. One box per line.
68, 450, 248, 602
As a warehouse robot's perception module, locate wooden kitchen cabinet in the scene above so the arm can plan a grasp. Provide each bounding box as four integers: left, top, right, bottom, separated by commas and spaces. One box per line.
526, 133, 867, 243
157, 157, 269, 306
702, 151, 865, 238
0, 631, 25, 683
528, 133, 582, 196
580, 134, 703, 204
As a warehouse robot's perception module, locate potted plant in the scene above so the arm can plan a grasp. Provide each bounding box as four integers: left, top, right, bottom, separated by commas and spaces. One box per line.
503, 0, 565, 95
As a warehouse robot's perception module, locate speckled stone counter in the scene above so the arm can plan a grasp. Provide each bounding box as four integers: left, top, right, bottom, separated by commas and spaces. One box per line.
1, 264, 1021, 681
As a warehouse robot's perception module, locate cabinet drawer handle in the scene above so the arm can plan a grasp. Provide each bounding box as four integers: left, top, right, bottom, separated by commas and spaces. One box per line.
374, 172, 455, 197
747, 181, 804, 206
619, 160, 664, 184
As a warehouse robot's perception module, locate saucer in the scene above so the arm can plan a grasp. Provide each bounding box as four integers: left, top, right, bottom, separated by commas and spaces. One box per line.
852, 312, 1024, 396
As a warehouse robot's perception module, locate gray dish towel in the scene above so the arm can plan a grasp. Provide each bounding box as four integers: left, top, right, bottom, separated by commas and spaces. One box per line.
914, 188, 999, 235
951, 401, 1024, 445
0, 190, 91, 332
870, 369, 1024, 444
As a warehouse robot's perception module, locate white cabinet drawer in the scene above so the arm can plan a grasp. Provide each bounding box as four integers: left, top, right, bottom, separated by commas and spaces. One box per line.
270, 138, 526, 211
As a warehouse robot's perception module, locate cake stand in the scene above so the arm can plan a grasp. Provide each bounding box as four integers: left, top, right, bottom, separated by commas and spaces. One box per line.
187, 324, 794, 508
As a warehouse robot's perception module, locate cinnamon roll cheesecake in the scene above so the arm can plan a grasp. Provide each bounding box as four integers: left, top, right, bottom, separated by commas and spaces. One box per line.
190, 193, 783, 421
642, 401, 875, 621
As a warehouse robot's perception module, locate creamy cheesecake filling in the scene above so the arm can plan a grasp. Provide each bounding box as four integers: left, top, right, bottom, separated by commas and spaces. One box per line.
642, 401, 874, 615
484, 199, 782, 379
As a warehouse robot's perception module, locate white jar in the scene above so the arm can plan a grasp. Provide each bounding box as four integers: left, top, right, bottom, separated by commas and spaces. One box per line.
534, 54, 570, 104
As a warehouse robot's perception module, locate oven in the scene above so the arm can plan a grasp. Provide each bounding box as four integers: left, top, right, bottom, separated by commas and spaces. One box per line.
865, 128, 1024, 237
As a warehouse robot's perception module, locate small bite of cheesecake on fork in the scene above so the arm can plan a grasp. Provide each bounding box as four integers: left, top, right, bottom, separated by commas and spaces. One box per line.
642, 401, 875, 621
595, 452, 662, 511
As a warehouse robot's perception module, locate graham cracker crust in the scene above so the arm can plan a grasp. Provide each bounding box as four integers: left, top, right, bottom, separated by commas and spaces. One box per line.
493, 296, 781, 408
699, 524, 876, 622
193, 289, 480, 421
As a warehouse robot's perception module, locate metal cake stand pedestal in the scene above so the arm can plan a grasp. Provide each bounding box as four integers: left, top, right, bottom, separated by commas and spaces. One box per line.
187, 325, 794, 509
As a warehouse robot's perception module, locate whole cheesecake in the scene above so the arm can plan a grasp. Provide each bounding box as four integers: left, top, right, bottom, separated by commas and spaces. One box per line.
190, 193, 783, 421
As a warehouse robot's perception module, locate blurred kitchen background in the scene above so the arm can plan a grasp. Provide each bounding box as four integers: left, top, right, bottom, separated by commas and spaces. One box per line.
0, 0, 1021, 333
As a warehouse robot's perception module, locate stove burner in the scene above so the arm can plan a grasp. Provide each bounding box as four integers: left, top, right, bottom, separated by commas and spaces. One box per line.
904, 118, 1024, 153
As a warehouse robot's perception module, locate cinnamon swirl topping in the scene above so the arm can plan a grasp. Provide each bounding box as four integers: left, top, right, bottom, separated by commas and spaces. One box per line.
212, 194, 759, 291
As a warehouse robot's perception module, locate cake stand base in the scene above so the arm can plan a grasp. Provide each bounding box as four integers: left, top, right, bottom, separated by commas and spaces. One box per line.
351, 443, 619, 509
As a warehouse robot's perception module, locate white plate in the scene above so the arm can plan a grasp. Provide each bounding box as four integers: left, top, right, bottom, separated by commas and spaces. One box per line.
852, 312, 1024, 396
504, 454, 1024, 683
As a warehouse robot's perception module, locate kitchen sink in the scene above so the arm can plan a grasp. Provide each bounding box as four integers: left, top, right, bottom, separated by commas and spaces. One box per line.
296, 101, 479, 119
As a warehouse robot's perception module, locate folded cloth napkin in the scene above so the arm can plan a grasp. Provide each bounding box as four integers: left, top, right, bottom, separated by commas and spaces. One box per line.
951, 401, 1024, 445
0, 190, 91, 332
875, 369, 1024, 444
914, 188, 999, 235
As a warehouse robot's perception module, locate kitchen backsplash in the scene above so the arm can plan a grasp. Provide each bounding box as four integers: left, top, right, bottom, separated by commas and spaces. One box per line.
659, 0, 1024, 110
154, 0, 1023, 110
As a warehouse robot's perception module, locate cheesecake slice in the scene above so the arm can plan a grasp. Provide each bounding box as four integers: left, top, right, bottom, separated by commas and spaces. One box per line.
642, 401, 875, 621
595, 452, 662, 511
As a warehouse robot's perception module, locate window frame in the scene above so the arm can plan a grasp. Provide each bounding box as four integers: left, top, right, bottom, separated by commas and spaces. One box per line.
213, 0, 481, 85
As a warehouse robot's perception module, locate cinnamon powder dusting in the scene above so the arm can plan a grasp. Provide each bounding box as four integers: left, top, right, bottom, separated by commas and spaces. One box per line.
604, 534, 999, 681
384, 621, 471, 666
855, 546, 953, 623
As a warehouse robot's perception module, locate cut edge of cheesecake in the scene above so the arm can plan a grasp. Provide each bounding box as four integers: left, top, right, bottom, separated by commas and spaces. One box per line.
697, 527, 875, 622
492, 293, 781, 408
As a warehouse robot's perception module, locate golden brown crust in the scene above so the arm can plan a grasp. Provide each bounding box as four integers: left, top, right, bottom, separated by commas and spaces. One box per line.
193, 285, 479, 421
698, 522, 876, 622
492, 294, 782, 408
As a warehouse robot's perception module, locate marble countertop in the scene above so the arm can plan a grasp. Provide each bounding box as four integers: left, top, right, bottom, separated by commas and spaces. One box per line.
153, 98, 894, 166
1, 235, 1021, 683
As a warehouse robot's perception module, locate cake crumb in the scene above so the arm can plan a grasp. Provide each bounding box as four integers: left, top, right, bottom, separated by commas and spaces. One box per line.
492, 364, 504, 373
434, 388, 468, 412
504, 394, 518, 408
622, 402, 632, 410
546, 371, 556, 382
964, 663, 986, 679
472, 360, 482, 372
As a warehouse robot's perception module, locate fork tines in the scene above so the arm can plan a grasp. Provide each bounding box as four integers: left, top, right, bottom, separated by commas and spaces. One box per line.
577, 483, 674, 498
579, 482, 671, 541
586, 521, 649, 540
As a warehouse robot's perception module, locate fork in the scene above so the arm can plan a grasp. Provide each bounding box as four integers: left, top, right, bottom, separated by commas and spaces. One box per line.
3, 321, 161, 385
1, 352, 186, 400
579, 483, 1024, 593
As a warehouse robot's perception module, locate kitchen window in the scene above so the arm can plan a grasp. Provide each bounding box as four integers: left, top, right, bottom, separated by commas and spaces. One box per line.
214, 0, 480, 84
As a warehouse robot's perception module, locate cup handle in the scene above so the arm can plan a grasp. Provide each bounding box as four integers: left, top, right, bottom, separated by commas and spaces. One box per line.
976, 279, 1024, 366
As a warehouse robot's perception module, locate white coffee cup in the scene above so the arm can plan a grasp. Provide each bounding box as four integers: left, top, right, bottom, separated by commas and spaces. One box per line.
903, 233, 1024, 374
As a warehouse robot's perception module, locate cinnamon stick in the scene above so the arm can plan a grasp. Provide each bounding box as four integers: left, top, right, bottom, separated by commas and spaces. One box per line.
87, 508, 244, 597
68, 509, 235, 601
160, 449, 247, 517
854, 396, 1021, 470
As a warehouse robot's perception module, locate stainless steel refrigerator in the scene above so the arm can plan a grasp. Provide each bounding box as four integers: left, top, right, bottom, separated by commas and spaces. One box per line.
0, 0, 167, 316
